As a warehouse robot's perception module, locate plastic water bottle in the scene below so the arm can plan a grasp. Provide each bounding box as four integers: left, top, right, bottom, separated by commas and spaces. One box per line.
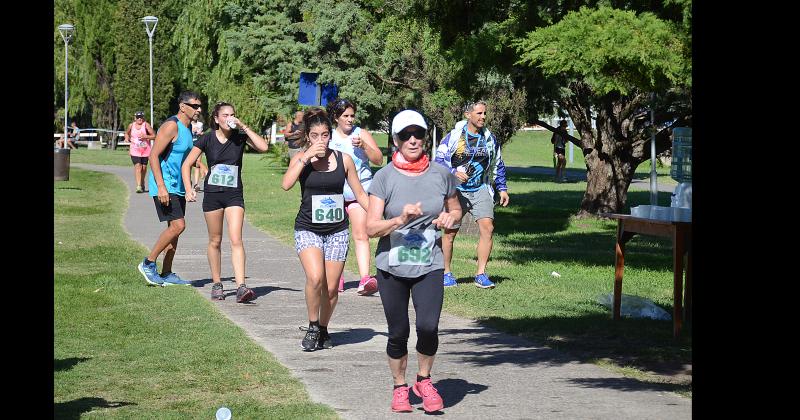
227, 118, 237, 130
216, 406, 232, 420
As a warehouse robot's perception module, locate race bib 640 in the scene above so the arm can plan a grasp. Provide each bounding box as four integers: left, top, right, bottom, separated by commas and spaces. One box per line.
311, 194, 344, 223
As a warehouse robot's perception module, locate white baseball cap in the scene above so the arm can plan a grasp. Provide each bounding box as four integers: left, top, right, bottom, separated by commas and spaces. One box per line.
391, 110, 428, 136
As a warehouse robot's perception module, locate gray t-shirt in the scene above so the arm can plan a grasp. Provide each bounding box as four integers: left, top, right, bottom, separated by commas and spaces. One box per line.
369, 162, 459, 278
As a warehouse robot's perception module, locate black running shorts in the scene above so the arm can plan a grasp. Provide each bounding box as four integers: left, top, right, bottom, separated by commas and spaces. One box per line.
153, 194, 187, 222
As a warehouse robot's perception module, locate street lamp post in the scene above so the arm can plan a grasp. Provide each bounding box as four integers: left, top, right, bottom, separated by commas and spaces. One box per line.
650, 93, 658, 205
142, 16, 158, 128
58, 24, 74, 149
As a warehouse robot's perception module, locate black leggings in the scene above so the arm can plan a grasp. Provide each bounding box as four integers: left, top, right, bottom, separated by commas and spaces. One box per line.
376, 268, 444, 359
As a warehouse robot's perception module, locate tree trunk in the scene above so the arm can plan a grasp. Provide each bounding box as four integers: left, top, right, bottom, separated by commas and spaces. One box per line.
542, 82, 689, 218
558, 86, 648, 217
578, 146, 636, 217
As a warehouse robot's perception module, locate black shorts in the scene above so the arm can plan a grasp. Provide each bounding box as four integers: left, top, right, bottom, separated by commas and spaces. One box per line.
202, 189, 245, 212
131, 155, 149, 165
153, 194, 187, 222
554, 148, 566, 157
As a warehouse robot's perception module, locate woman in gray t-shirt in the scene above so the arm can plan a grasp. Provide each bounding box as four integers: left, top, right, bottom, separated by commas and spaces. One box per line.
366, 110, 462, 413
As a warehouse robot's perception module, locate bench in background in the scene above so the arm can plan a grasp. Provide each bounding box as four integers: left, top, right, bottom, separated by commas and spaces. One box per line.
54, 132, 130, 149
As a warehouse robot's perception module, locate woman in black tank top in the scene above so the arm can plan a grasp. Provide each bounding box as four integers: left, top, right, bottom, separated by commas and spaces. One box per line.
294, 150, 349, 235
281, 108, 369, 351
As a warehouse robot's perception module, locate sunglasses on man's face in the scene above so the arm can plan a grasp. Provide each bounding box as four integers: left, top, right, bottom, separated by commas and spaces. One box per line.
398, 128, 426, 142
183, 102, 202, 110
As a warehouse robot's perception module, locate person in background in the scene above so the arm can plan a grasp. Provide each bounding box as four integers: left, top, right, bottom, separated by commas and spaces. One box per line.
190, 115, 209, 191
57, 121, 79, 149
326, 98, 383, 295
366, 109, 461, 413
136, 91, 202, 287
125, 111, 156, 193
182, 101, 269, 303
191, 117, 204, 138
281, 107, 369, 351
284, 110, 305, 160
551, 120, 569, 182
434, 100, 509, 289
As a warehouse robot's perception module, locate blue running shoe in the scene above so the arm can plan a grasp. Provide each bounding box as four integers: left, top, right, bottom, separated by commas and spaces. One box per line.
162, 272, 192, 286
443, 272, 457, 287
474, 273, 495, 289
138, 258, 164, 286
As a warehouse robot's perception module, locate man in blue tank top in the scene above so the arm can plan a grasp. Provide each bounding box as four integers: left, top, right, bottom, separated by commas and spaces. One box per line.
137, 91, 202, 287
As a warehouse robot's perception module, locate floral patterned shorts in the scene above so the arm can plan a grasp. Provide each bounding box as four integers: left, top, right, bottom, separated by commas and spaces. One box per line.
294, 229, 350, 261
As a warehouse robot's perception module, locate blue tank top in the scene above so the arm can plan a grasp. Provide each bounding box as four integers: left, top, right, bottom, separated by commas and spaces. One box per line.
148, 116, 193, 196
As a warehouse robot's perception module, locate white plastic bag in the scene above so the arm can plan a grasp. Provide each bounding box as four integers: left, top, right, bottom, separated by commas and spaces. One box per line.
597, 293, 672, 321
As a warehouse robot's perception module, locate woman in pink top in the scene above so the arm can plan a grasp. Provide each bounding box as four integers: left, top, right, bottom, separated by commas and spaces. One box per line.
125, 111, 156, 193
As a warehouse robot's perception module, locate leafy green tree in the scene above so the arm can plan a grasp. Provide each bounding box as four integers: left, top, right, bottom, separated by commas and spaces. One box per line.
516, 5, 691, 215
172, 1, 310, 131
295, 1, 527, 143
54, 0, 119, 131
113, 0, 180, 130
216, 1, 309, 130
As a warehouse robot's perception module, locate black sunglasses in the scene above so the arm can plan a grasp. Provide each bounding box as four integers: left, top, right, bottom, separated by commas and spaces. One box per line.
398, 127, 426, 141
182, 102, 202, 110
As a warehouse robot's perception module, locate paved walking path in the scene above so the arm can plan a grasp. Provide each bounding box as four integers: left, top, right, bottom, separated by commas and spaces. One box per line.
506, 166, 677, 193
77, 164, 690, 419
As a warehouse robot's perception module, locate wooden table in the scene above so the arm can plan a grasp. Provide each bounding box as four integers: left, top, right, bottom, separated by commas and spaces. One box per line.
600, 213, 692, 338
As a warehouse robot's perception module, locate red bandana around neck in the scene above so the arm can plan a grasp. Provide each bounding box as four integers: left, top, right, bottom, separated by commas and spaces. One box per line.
392, 151, 430, 173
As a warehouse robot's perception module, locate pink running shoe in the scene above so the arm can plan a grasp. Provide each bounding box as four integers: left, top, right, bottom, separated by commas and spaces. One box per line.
391, 385, 413, 413
357, 275, 378, 296
338, 274, 345, 293
412, 378, 444, 413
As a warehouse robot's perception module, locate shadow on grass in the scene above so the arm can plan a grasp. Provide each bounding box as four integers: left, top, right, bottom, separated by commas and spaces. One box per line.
497, 231, 673, 270
460, 177, 678, 270
54, 397, 135, 419
467, 173, 673, 236
506, 164, 587, 179
507, 165, 673, 186
453, 275, 510, 286
54, 357, 91, 372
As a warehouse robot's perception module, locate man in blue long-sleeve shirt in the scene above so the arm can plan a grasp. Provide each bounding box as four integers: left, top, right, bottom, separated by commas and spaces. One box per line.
434, 101, 509, 289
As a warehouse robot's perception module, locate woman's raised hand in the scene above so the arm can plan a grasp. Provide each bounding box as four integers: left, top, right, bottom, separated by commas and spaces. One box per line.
398, 201, 423, 224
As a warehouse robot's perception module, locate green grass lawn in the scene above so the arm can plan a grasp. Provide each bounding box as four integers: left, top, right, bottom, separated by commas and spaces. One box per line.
69, 148, 138, 166
502, 130, 676, 185
54, 168, 337, 418
66, 138, 691, 399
